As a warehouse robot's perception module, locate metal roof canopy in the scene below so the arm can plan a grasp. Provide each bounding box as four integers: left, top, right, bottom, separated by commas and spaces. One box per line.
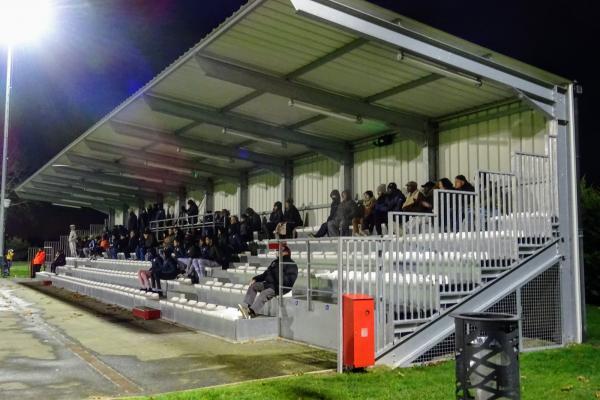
15, 0, 572, 210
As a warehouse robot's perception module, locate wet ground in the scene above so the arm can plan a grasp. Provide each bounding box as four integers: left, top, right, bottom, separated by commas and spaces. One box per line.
0, 279, 335, 400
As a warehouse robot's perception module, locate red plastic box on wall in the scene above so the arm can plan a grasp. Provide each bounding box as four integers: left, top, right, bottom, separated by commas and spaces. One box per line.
132, 307, 161, 320
343, 293, 375, 369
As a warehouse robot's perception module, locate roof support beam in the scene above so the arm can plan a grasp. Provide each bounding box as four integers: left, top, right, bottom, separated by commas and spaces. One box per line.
17, 192, 104, 209
84, 141, 243, 182
19, 188, 126, 209
110, 120, 286, 173
290, 0, 556, 103
144, 93, 349, 162
39, 174, 157, 200
364, 73, 443, 103
50, 166, 181, 194
195, 55, 427, 132
66, 154, 208, 189
29, 181, 136, 204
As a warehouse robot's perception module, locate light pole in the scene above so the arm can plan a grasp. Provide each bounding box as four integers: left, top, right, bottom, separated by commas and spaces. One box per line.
0, 0, 53, 266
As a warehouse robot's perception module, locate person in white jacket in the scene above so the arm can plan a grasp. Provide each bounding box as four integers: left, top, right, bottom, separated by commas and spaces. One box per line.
68, 225, 77, 257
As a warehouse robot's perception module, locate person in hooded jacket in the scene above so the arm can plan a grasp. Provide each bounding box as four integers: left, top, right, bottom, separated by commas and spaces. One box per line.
186, 199, 199, 225
150, 249, 179, 296
237, 245, 298, 319
374, 184, 389, 235
327, 190, 354, 236
312, 190, 341, 238
263, 202, 284, 239
386, 182, 406, 212
276, 199, 303, 238
245, 208, 262, 235
127, 210, 138, 233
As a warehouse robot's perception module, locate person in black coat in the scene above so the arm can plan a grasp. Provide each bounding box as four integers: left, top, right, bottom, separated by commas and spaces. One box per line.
150, 249, 179, 296
186, 199, 199, 225
263, 201, 284, 239
327, 190, 354, 236
245, 208, 262, 234
386, 182, 406, 212
374, 184, 389, 235
138, 209, 148, 233
127, 210, 138, 233
313, 190, 341, 238
238, 245, 298, 319
50, 250, 66, 274
277, 199, 303, 238
454, 174, 475, 192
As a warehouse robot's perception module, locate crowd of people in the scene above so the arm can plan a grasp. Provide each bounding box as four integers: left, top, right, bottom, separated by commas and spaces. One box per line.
61, 174, 473, 316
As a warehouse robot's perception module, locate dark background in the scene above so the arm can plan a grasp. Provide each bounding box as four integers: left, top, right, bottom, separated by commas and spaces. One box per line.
0, 0, 596, 245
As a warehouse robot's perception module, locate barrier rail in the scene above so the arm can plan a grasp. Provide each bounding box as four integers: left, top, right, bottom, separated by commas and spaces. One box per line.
148, 211, 226, 234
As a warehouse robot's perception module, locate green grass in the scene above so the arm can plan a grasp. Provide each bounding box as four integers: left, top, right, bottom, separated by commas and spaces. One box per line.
130, 306, 600, 400
2, 261, 29, 278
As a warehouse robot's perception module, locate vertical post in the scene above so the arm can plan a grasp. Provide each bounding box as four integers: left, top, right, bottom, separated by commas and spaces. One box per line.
337, 236, 343, 373
423, 125, 439, 182
283, 161, 293, 202
239, 172, 249, 216
177, 186, 187, 222
306, 239, 312, 311
340, 153, 354, 195
278, 239, 283, 337
0, 46, 13, 266
556, 86, 583, 344
205, 179, 214, 213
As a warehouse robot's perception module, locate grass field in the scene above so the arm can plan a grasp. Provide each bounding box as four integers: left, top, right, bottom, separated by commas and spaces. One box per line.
129, 306, 600, 400
2, 261, 30, 278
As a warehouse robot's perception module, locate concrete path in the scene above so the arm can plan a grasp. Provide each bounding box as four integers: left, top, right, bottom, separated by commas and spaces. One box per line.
0, 279, 335, 400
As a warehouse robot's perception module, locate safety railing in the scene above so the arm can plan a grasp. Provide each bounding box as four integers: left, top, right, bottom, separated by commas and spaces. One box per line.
511, 152, 554, 246
257, 203, 330, 228
148, 211, 226, 234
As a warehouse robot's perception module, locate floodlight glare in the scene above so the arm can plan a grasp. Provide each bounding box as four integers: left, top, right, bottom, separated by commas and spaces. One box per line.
0, 0, 54, 45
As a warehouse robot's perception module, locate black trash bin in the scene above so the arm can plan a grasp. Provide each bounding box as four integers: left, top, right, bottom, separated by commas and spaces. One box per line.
453, 312, 520, 400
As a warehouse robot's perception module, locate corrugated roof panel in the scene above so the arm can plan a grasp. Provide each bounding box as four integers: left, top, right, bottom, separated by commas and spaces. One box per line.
243, 141, 307, 157
146, 141, 255, 169
297, 42, 429, 98
150, 60, 255, 109
114, 98, 191, 132
301, 117, 387, 141
90, 124, 153, 148
233, 93, 316, 126
179, 123, 247, 147
203, 0, 355, 75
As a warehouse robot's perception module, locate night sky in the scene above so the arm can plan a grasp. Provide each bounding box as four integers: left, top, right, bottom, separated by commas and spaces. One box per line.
0, 0, 597, 244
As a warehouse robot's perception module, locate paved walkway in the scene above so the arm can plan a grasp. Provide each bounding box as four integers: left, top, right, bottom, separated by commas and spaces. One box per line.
0, 279, 335, 400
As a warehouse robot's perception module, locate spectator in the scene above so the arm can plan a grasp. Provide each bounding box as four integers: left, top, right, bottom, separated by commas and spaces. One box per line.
276, 199, 303, 239
186, 199, 199, 225
328, 189, 354, 237
3, 249, 14, 277
420, 181, 436, 213
68, 224, 77, 257
127, 210, 138, 233
50, 250, 66, 274
150, 249, 179, 297
386, 182, 406, 212
312, 190, 341, 238
137, 248, 157, 291
115, 232, 128, 259
99, 235, 110, 255
190, 235, 226, 279
263, 202, 284, 239
353, 190, 375, 235
238, 244, 298, 319
228, 215, 246, 254
402, 181, 424, 212
30, 248, 46, 278
245, 208, 262, 234
239, 214, 252, 243
127, 231, 138, 259
374, 184, 388, 235
436, 178, 454, 190
455, 174, 475, 192
163, 228, 175, 248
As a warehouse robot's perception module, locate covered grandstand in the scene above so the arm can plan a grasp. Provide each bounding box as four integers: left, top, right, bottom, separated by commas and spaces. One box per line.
16, 0, 582, 368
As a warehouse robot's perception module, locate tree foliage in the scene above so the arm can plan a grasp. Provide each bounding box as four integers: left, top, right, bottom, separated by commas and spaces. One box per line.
580, 178, 600, 304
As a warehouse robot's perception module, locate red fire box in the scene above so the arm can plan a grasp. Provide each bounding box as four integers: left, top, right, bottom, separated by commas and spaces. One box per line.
343, 294, 375, 369
133, 307, 161, 320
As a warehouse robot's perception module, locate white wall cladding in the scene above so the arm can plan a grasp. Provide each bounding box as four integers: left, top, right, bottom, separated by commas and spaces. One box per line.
354, 138, 426, 196
249, 172, 283, 214
214, 182, 240, 215
293, 156, 341, 226
438, 104, 547, 181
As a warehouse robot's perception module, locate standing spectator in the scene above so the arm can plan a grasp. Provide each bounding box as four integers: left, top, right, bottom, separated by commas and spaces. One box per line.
353, 190, 375, 235
30, 248, 46, 278
263, 202, 284, 239
238, 245, 298, 319
3, 249, 14, 277
68, 225, 77, 257
328, 190, 354, 236
138, 208, 149, 233
402, 181, 424, 212
127, 210, 138, 233
455, 174, 475, 192
228, 216, 246, 254
374, 184, 389, 235
186, 199, 199, 225
312, 190, 341, 238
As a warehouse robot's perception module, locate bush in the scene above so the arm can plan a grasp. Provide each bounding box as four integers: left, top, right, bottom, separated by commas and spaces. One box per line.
580, 178, 600, 304
5, 236, 31, 261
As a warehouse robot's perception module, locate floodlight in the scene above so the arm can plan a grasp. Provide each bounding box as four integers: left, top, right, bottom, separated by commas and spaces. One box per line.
0, 0, 54, 45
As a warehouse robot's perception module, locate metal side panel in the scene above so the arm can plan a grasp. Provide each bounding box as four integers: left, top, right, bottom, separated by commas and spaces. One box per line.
376, 239, 560, 367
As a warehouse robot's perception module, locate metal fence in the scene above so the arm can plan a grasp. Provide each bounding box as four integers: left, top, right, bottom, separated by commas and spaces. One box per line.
148, 211, 226, 234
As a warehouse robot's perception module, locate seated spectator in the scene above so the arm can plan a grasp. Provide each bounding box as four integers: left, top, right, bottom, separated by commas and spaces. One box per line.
402, 181, 424, 212
136, 229, 157, 261
30, 248, 46, 278
386, 182, 406, 212
263, 202, 284, 239
127, 231, 138, 259
163, 228, 175, 248
276, 199, 303, 239
312, 190, 341, 238
150, 249, 179, 297
84, 236, 102, 259
108, 234, 118, 259
374, 184, 388, 235
238, 244, 298, 319
239, 214, 252, 243
50, 250, 66, 274
99, 235, 110, 255
137, 248, 157, 291
328, 189, 354, 237
352, 190, 375, 235
420, 181, 436, 213
245, 208, 262, 234
437, 177, 454, 190
188, 235, 227, 279
455, 174, 475, 192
